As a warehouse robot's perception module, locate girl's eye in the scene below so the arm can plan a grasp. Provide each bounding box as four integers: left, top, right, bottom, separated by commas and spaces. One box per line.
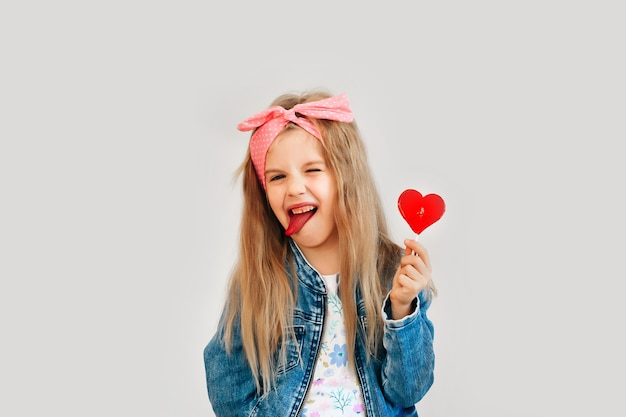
269, 174, 285, 182
307, 168, 322, 173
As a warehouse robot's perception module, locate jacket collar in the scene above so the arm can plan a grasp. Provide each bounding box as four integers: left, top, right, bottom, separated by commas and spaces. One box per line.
288, 238, 328, 294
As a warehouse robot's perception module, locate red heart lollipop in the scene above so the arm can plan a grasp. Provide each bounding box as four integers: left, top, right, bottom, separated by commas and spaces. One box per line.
397, 189, 446, 235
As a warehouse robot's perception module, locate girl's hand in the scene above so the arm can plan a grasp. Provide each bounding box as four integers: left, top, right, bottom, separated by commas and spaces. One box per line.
389, 239, 433, 320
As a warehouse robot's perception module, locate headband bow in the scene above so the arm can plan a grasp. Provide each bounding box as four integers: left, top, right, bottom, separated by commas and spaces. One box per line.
237, 93, 354, 189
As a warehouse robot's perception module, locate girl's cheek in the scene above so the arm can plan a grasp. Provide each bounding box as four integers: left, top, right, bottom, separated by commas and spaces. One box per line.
267, 193, 287, 225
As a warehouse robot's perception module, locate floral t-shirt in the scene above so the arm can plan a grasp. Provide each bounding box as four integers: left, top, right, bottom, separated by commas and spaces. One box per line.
300, 274, 366, 417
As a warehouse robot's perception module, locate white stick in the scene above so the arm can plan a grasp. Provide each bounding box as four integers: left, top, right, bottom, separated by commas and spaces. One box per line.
412, 233, 419, 255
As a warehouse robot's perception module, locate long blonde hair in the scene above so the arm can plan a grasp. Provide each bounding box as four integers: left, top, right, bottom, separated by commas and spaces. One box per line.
221, 90, 435, 394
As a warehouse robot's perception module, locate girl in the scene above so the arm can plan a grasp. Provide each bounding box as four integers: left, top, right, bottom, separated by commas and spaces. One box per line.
204, 91, 436, 417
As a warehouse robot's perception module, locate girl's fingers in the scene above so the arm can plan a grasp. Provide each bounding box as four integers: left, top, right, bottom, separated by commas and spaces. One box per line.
398, 264, 418, 280
392, 240, 433, 304
399, 264, 429, 287
405, 239, 429, 257
398, 252, 432, 284
400, 253, 429, 275
403, 239, 432, 271
395, 276, 419, 296
396, 269, 429, 295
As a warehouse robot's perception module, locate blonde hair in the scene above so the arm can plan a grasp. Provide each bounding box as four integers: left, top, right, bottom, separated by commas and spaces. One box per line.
221, 89, 435, 395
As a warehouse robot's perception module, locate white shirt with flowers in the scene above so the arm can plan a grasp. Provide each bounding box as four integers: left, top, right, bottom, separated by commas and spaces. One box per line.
300, 274, 367, 417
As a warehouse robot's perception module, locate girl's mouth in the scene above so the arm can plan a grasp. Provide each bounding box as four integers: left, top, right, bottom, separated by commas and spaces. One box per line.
285, 205, 317, 236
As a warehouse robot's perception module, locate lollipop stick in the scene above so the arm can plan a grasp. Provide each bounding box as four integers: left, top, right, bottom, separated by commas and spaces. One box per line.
412, 233, 419, 255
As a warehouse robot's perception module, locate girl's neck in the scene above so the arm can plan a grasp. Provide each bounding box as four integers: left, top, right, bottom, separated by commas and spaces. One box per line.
298, 243, 340, 276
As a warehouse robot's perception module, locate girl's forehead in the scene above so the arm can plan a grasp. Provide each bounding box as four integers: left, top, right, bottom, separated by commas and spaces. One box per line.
268, 127, 324, 155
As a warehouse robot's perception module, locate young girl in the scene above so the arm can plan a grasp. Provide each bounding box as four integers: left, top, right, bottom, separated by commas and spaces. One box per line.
204, 90, 436, 417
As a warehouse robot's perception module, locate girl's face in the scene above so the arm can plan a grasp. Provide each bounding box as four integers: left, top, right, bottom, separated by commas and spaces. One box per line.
264, 128, 339, 253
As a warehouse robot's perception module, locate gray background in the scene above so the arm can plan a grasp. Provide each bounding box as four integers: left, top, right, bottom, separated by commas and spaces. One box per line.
1, 1, 624, 416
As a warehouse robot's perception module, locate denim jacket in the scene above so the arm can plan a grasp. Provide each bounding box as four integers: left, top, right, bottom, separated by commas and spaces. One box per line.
204, 240, 435, 417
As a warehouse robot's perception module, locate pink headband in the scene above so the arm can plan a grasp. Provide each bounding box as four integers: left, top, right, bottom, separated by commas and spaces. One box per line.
237, 93, 354, 189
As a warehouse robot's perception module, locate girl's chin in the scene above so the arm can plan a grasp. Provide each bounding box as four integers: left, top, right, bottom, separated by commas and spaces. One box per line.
290, 229, 339, 249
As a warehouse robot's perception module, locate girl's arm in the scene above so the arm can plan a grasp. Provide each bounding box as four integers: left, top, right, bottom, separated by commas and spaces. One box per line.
380, 289, 435, 407
380, 239, 436, 406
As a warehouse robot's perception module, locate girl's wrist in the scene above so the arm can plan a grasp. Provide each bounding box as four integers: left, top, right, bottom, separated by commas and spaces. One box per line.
389, 297, 418, 320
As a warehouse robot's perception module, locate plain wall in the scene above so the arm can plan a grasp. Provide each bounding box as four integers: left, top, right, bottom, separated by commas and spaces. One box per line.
1, 1, 624, 416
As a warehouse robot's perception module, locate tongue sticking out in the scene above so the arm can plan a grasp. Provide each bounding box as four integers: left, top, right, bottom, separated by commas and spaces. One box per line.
285, 210, 316, 236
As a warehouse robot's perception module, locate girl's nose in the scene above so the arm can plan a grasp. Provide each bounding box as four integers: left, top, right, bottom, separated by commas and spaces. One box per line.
286, 174, 306, 195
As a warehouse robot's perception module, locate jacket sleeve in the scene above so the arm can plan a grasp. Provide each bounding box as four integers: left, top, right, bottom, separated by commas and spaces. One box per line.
203, 312, 259, 417
379, 289, 435, 407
